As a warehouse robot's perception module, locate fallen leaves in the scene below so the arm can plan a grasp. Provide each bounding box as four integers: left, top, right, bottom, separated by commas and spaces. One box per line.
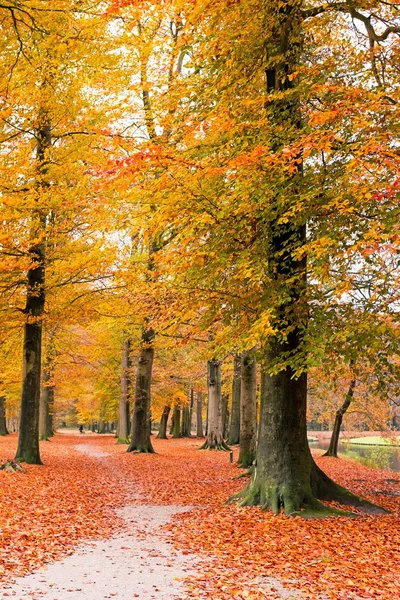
0, 433, 399, 600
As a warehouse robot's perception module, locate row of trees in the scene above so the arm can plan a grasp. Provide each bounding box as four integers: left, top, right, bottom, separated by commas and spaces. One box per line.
1, 0, 399, 515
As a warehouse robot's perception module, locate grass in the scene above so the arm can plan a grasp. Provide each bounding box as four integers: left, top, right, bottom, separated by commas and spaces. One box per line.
343, 435, 400, 446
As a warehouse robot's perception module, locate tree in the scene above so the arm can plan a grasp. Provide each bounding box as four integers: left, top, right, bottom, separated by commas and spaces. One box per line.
200, 360, 230, 450
157, 404, 171, 439
0, 397, 8, 436
117, 339, 131, 444
226, 354, 241, 445
196, 390, 204, 437
237, 351, 257, 468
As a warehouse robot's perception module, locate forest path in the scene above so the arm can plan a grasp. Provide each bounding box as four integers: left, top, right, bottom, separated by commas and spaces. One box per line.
2, 438, 197, 600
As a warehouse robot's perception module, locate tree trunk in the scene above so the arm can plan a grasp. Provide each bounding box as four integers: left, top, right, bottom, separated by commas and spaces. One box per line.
324, 377, 356, 458
172, 404, 181, 438
181, 401, 191, 437
196, 391, 204, 437
0, 397, 9, 436
238, 351, 257, 468
189, 388, 194, 433
128, 330, 155, 453
117, 339, 130, 444
222, 394, 229, 439
227, 354, 241, 445
157, 404, 171, 439
200, 360, 229, 450
15, 118, 50, 465
39, 353, 54, 441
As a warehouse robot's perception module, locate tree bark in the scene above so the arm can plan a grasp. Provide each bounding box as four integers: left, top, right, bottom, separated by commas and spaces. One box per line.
324, 377, 356, 458
15, 118, 50, 465
157, 404, 171, 439
200, 360, 229, 450
0, 397, 8, 436
196, 391, 204, 437
227, 354, 241, 445
238, 351, 257, 468
171, 404, 181, 438
117, 339, 130, 444
128, 329, 155, 453
222, 394, 229, 439
181, 405, 191, 437
39, 349, 54, 441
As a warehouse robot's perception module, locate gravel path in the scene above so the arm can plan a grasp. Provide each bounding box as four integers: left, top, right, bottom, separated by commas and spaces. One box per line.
2, 505, 196, 600
1, 443, 197, 600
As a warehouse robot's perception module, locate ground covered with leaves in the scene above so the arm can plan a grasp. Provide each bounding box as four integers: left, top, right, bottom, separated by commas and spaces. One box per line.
0, 433, 399, 599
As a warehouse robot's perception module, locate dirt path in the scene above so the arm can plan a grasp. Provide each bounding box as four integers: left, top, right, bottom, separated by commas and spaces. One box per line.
2, 442, 197, 600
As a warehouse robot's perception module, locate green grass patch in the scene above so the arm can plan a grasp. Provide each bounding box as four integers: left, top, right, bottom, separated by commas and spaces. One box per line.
343, 436, 400, 446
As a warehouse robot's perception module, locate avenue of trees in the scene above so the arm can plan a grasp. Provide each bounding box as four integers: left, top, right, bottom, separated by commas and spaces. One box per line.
0, 0, 399, 515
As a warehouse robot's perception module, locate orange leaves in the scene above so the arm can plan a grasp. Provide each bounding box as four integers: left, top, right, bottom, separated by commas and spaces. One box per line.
1, 434, 399, 599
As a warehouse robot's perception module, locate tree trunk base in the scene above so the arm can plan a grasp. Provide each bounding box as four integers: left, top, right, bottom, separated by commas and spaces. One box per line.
117, 437, 130, 445
237, 453, 255, 469
199, 439, 230, 451
0, 459, 26, 473
323, 449, 338, 458
228, 461, 387, 517
127, 440, 155, 453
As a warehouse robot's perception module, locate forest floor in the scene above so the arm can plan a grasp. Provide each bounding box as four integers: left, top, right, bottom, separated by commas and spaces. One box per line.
0, 433, 399, 600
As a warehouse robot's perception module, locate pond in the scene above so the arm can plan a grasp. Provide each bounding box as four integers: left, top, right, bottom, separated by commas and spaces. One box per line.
308, 438, 400, 473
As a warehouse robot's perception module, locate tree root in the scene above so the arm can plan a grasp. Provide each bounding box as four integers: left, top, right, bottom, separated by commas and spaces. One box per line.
226, 461, 388, 517
233, 466, 254, 480
199, 440, 231, 451
0, 459, 26, 473
127, 441, 155, 453
311, 463, 389, 515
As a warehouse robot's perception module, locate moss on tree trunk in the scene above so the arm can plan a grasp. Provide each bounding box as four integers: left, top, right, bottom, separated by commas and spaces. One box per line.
231, 343, 385, 516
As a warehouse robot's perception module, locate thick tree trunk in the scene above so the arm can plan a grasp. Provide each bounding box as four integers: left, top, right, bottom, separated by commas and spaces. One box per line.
157, 404, 171, 439
227, 354, 241, 445
200, 360, 229, 450
15, 285, 44, 464
196, 391, 204, 437
172, 404, 181, 438
117, 339, 130, 444
0, 397, 9, 436
15, 119, 50, 465
324, 377, 356, 458
128, 331, 155, 453
238, 351, 257, 468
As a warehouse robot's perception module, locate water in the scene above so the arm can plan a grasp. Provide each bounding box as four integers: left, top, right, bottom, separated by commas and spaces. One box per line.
308, 438, 400, 473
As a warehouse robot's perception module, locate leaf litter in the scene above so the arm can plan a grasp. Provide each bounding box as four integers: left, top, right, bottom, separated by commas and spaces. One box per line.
0, 434, 399, 600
